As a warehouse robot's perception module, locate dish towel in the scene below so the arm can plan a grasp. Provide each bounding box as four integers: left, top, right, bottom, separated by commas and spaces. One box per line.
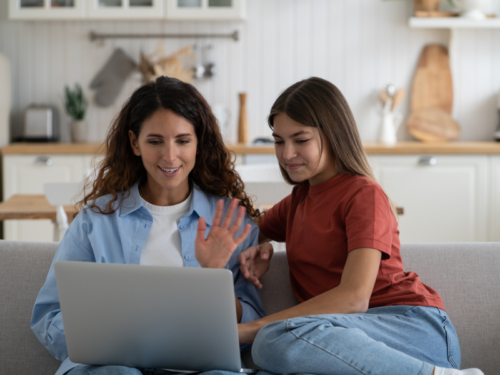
90, 48, 136, 107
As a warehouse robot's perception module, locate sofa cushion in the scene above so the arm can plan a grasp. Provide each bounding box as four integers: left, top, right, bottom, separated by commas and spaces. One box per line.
401, 242, 500, 374
259, 243, 500, 374
0, 240, 60, 375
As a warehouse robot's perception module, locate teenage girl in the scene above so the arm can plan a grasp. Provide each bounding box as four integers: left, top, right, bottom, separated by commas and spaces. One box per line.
31, 76, 265, 375
238, 77, 483, 375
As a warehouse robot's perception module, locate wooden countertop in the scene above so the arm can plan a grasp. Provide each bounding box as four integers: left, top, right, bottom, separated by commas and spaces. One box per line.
2, 141, 500, 155
0, 195, 77, 221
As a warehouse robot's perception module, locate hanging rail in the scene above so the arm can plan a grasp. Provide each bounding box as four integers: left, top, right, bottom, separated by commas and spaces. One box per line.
89, 30, 239, 42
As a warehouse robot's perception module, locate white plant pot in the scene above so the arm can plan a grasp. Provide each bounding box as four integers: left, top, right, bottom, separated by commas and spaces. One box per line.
71, 120, 88, 143
453, 0, 491, 19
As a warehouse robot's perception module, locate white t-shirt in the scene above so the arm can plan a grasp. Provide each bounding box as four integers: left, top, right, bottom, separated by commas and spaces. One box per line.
140, 193, 192, 267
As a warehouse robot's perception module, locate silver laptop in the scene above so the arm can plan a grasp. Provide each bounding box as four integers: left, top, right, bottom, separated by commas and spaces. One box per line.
54, 261, 257, 373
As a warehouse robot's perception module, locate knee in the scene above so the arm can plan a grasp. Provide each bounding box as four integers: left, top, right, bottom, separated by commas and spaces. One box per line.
252, 320, 289, 369
252, 317, 325, 371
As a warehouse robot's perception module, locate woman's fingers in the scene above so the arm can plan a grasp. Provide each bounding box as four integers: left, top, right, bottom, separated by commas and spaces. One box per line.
222, 198, 239, 229
196, 217, 207, 239
229, 206, 246, 236
234, 223, 251, 246
212, 199, 225, 227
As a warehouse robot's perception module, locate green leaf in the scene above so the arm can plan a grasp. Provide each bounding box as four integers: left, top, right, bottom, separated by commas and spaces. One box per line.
64, 83, 88, 121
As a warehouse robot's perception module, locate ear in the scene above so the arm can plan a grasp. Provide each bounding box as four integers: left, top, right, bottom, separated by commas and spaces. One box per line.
129, 130, 141, 156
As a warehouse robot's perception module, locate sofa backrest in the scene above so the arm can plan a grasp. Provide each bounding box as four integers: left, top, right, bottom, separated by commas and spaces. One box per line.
261, 242, 500, 374
0, 240, 60, 375
2, 241, 499, 374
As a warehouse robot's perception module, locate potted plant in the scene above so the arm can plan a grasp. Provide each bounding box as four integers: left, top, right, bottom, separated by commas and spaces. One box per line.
64, 83, 88, 143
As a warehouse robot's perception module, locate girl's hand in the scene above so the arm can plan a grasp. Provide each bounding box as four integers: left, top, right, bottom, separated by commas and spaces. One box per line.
195, 198, 251, 269
238, 321, 261, 344
238, 243, 274, 289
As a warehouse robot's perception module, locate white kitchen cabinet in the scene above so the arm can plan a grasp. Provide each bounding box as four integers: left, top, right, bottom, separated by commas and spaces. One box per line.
165, 0, 245, 20
8, 0, 86, 20
368, 155, 489, 244
490, 156, 500, 242
2, 154, 89, 242
9, 0, 245, 20
87, 0, 164, 20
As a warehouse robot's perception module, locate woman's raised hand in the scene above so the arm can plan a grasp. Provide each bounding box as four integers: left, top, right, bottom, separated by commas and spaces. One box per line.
195, 199, 251, 269
238, 242, 274, 289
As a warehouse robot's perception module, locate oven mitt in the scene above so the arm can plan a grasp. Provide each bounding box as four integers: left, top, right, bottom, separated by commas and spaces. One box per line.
90, 48, 136, 107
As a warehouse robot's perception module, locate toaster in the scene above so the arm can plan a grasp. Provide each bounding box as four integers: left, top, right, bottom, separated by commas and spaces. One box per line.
23, 104, 59, 142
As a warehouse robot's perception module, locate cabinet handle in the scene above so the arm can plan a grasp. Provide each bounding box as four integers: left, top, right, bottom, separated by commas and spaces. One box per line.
34, 156, 53, 166
418, 156, 437, 166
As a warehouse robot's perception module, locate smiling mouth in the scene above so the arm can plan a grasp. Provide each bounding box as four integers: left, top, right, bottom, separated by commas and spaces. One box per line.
159, 166, 180, 174
286, 164, 303, 171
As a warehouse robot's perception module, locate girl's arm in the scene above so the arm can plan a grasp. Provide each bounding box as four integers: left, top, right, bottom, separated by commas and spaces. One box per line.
238, 247, 382, 344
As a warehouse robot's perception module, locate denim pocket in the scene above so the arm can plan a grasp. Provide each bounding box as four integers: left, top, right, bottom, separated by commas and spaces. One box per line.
438, 309, 461, 369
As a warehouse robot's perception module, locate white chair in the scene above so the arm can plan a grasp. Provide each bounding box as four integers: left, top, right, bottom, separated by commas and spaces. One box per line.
236, 163, 293, 210
235, 163, 293, 252
43, 182, 84, 242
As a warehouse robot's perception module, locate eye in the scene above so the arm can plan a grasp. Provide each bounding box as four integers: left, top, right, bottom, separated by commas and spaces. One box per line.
274, 140, 284, 145
148, 139, 162, 145
177, 138, 191, 145
296, 139, 309, 144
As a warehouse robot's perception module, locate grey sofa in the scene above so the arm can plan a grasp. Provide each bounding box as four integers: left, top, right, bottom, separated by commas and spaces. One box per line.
1, 241, 500, 375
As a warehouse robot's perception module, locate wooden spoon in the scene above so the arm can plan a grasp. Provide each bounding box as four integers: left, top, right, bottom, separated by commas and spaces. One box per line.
391, 89, 405, 111
407, 108, 460, 142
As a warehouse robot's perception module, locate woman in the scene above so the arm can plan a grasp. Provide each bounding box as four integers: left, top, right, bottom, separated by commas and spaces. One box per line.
31, 76, 265, 375
238, 77, 483, 375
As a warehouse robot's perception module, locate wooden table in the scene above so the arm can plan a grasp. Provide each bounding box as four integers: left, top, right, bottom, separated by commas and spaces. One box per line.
0, 195, 78, 221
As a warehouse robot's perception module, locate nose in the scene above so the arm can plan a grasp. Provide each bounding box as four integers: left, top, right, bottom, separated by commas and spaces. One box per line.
282, 142, 297, 161
162, 143, 177, 163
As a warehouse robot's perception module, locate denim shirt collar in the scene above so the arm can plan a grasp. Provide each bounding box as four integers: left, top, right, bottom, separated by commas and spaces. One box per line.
119, 182, 214, 226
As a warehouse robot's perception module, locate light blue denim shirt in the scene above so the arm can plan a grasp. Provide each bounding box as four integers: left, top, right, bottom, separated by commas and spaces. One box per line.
31, 183, 265, 375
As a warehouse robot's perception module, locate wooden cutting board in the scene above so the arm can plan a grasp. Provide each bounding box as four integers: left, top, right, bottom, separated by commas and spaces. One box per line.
411, 44, 453, 114
407, 108, 461, 142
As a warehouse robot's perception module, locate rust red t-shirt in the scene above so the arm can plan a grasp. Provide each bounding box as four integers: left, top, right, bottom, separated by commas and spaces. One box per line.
259, 173, 445, 310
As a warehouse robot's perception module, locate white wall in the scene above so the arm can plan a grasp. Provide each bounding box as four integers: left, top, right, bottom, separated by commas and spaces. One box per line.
0, 0, 499, 143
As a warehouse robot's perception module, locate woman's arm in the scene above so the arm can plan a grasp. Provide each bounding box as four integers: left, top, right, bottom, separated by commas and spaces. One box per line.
238, 247, 382, 344
194, 198, 265, 324
31, 216, 95, 361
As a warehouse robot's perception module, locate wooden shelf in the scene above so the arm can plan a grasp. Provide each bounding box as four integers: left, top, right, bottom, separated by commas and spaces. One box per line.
1, 142, 105, 155
362, 141, 500, 155
2, 141, 500, 156
409, 17, 500, 28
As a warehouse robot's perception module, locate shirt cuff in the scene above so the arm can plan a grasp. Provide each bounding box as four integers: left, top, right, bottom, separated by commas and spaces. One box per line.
239, 300, 262, 325
348, 238, 392, 259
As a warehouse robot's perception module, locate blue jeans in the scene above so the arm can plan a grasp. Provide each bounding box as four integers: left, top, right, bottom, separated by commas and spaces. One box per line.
67, 367, 242, 375
252, 305, 460, 375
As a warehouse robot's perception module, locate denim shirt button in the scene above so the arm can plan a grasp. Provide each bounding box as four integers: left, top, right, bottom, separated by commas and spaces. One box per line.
179, 225, 187, 230
184, 255, 191, 260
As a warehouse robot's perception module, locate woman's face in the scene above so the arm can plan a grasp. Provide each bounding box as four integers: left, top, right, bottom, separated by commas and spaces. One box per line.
129, 109, 198, 204
272, 113, 337, 186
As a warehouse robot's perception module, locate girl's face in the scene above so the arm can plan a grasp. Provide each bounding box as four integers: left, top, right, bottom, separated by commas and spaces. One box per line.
272, 113, 337, 186
129, 109, 198, 205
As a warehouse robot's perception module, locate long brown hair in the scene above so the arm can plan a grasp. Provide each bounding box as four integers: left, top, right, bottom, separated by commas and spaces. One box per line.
268, 77, 398, 219
80, 76, 259, 217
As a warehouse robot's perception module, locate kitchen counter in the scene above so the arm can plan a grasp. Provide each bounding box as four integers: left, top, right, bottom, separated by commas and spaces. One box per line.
2, 141, 500, 155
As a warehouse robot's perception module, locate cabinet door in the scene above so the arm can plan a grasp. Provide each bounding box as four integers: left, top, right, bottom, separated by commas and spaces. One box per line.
87, 0, 163, 19
3, 155, 86, 242
490, 156, 500, 242
165, 0, 245, 20
368, 155, 489, 243
9, 0, 86, 20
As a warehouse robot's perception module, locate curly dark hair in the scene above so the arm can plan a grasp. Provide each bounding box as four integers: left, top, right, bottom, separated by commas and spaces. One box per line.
79, 76, 259, 218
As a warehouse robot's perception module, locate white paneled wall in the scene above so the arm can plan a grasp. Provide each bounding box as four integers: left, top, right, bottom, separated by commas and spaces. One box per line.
1, 0, 500, 143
